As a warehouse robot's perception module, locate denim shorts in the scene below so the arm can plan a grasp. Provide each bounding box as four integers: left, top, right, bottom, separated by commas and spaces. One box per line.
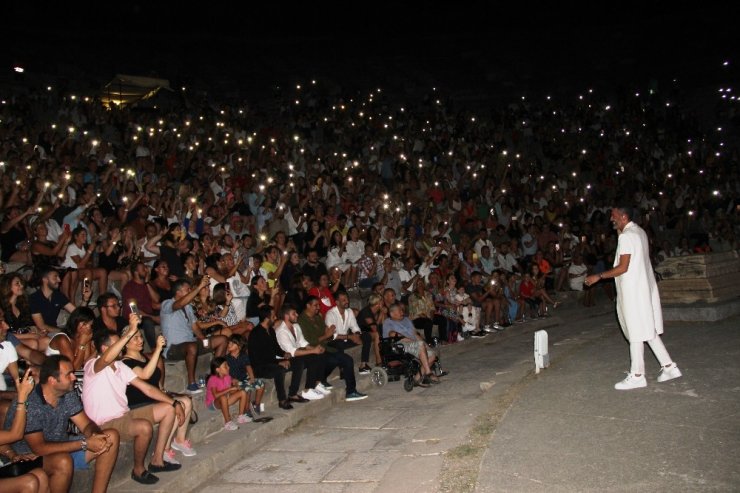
71, 449, 89, 470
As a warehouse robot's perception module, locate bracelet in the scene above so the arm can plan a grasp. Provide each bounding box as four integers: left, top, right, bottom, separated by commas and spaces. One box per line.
17, 401, 28, 407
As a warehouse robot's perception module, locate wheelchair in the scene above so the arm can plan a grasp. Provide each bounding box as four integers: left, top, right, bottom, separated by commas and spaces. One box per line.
369, 337, 446, 392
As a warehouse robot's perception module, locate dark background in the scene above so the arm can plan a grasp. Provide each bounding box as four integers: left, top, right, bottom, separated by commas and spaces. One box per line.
3, 2, 737, 104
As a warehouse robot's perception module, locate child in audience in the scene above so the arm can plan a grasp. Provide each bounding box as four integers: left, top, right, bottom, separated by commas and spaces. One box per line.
225, 334, 266, 414
205, 357, 252, 431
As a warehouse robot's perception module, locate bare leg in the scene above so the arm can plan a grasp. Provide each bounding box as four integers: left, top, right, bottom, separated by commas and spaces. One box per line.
124, 419, 152, 476
44, 451, 73, 493
171, 396, 193, 446
88, 428, 120, 493
149, 403, 176, 467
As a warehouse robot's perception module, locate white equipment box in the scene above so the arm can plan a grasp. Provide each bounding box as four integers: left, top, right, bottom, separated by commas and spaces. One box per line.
534, 330, 550, 374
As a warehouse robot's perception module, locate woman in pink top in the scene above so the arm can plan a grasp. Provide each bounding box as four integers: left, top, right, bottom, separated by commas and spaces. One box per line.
205, 357, 251, 431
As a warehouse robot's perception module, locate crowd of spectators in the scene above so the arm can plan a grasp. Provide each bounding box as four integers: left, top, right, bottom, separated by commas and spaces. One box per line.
0, 73, 737, 491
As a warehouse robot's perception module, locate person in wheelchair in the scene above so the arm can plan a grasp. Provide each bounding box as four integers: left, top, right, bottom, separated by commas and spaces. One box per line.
381, 303, 441, 387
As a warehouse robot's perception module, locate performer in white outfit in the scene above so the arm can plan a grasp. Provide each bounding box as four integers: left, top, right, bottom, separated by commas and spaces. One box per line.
585, 206, 682, 390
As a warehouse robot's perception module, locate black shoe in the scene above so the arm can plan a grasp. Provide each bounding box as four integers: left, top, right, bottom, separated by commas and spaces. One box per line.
149, 462, 181, 473
131, 469, 159, 484
414, 379, 431, 388
358, 365, 371, 374
279, 400, 294, 410
288, 395, 309, 403
438, 370, 449, 377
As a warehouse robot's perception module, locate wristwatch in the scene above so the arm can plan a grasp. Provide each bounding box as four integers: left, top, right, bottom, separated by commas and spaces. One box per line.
80, 438, 87, 452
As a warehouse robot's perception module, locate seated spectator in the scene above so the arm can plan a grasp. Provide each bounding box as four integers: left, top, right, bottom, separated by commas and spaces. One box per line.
29, 266, 91, 336
247, 306, 298, 410
4, 355, 120, 493
382, 303, 441, 387
46, 307, 96, 372
205, 357, 252, 431
224, 334, 265, 414
0, 371, 49, 492
275, 304, 328, 401
121, 261, 160, 349
325, 291, 378, 373
379, 257, 402, 298
0, 313, 20, 422
0, 274, 51, 353
82, 319, 184, 484
161, 276, 228, 394
308, 274, 336, 316
356, 244, 380, 289
121, 330, 195, 460
407, 278, 437, 343
60, 227, 108, 304
212, 283, 252, 336
219, 253, 251, 321
149, 260, 174, 303
92, 293, 127, 335
531, 263, 559, 311
354, 294, 385, 368
299, 296, 368, 401
519, 272, 543, 318
301, 248, 328, 286
466, 271, 500, 332
496, 242, 522, 273
245, 275, 271, 326
284, 274, 311, 315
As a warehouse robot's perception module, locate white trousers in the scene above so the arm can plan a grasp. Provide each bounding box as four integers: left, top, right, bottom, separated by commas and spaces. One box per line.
629, 336, 673, 375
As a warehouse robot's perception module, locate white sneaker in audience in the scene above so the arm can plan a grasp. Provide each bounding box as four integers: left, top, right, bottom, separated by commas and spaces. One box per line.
301, 389, 325, 400
315, 383, 332, 395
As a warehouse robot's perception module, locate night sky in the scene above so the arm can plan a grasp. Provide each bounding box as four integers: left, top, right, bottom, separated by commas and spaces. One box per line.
4, 2, 737, 101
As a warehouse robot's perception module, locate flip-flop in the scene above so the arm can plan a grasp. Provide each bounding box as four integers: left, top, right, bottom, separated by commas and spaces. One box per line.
413, 379, 431, 388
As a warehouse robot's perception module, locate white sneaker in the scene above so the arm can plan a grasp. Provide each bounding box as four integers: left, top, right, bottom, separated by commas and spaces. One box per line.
614, 373, 647, 390
315, 383, 332, 395
224, 420, 239, 431
456, 334, 465, 342
301, 389, 325, 400
657, 363, 682, 383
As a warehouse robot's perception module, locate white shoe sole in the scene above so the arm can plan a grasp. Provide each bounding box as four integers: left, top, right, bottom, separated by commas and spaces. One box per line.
614, 380, 647, 390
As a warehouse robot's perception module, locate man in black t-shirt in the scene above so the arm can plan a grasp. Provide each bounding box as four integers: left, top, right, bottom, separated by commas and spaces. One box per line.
30, 266, 91, 333
301, 249, 328, 285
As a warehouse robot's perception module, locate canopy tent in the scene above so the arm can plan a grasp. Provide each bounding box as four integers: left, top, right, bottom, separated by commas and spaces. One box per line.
101, 74, 171, 108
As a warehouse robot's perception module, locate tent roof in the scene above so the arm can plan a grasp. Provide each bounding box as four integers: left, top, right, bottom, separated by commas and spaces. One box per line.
101, 74, 171, 107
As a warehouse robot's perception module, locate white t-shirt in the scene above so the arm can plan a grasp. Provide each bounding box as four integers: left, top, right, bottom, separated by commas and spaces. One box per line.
61, 243, 86, 269
0, 341, 18, 391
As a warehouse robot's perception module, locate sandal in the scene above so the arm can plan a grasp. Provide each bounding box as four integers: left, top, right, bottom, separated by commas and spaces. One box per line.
425, 374, 441, 384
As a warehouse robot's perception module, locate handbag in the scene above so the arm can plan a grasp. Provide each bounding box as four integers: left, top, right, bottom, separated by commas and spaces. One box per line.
0, 456, 43, 478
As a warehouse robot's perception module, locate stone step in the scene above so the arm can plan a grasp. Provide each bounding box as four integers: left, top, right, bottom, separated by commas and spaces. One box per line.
71, 344, 366, 491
